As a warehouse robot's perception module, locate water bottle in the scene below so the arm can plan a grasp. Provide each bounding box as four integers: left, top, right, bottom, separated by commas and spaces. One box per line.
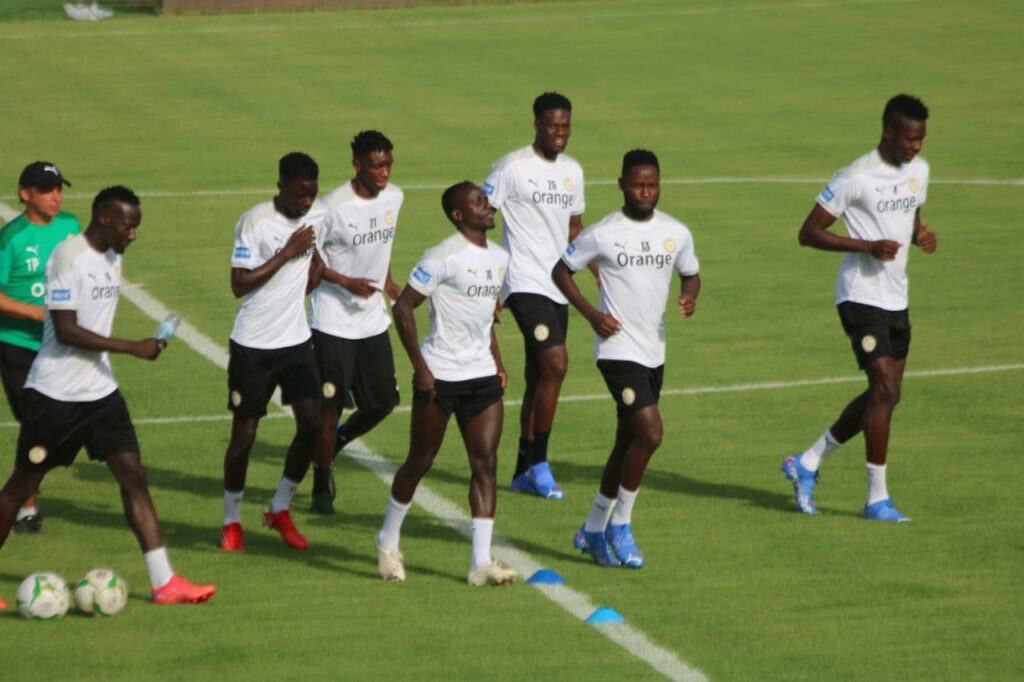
155, 313, 181, 341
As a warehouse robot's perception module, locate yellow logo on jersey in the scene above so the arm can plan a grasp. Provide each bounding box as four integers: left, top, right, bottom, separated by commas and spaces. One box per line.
663, 239, 676, 253
909, 178, 920, 193
322, 382, 337, 399
385, 210, 395, 225
621, 388, 636, 406
28, 446, 47, 464
861, 335, 877, 353
498, 267, 505, 280
564, 178, 574, 192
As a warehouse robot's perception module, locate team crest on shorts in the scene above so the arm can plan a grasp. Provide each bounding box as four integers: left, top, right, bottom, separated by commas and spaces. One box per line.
28, 446, 47, 464
861, 335, 878, 353
322, 382, 337, 399
663, 239, 676, 253
621, 388, 636, 406
534, 324, 550, 342
564, 177, 574, 192
230, 390, 243, 407
385, 210, 395, 225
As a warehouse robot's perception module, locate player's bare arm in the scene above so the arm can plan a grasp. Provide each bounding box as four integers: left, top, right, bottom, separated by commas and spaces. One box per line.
306, 249, 325, 294
912, 208, 937, 253
384, 266, 402, 301
230, 224, 316, 298
570, 214, 601, 285
678, 273, 701, 318
51, 309, 166, 360
392, 285, 435, 396
490, 326, 507, 389
0, 291, 43, 322
552, 260, 621, 338
798, 203, 900, 261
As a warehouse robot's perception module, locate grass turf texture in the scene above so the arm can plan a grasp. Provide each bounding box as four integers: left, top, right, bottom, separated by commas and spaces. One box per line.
1, 0, 1022, 680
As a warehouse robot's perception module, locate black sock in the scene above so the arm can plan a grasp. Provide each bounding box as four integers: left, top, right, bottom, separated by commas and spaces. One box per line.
514, 438, 532, 478
532, 430, 550, 465
312, 466, 332, 495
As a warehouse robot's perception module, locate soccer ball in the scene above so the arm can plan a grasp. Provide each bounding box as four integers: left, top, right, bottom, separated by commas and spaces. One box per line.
16, 572, 71, 620
74, 568, 128, 616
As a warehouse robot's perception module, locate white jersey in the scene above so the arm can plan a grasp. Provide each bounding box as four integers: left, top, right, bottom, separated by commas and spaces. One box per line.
310, 182, 403, 339
483, 145, 585, 304
562, 209, 699, 368
407, 231, 510, 382
817, 148, 929, 311
229, 199, 330, 349
26, 234, 122, 402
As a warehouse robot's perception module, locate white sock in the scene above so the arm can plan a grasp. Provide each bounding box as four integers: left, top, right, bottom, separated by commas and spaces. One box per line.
269, 477, 299, 513
583, 492, 616, 533
376, 496, 411, 550
866, 463, 889, 505
610, 486, 639, 526
16, 505, 38, 522
800, 429, 841, 472
223, 489, 243, 525
470, 517, 494, 571
144, 547, 174, 590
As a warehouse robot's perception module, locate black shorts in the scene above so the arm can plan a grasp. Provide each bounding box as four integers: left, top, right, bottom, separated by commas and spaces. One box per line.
0, 341, 37, 423
837, 302, 911, 370
597, 360, 664, 418
16, 389, 139, 472
312, 329, 400, 412
505, 293, 569, 358
414, 375, 503, 422
227, 339, 321, 419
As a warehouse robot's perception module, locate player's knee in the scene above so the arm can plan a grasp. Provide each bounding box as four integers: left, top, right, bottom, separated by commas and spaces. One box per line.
540, 353, 568, 381
870, 379, 901, 409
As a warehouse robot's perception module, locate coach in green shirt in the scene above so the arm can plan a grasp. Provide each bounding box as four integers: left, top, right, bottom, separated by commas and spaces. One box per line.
0, 161, 81, 534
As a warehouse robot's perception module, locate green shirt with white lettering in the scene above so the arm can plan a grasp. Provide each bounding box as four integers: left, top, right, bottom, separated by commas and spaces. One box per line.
0, 211, 81, 350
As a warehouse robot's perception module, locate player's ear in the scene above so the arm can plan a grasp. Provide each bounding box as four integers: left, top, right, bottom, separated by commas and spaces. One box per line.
352, 157, 362, 174
617, 176, 626, 193
17, 187, 30, 204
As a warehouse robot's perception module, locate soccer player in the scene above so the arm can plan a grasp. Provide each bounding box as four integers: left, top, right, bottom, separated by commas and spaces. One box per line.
309, 131, 403, 515
553, 150, 700, 568
781, 94, 936, 522
374, 181, 516, 587
483, 91, 588, 500
0, 162, 81, 535
220, 152, 329, 551
0, 186, 215, 604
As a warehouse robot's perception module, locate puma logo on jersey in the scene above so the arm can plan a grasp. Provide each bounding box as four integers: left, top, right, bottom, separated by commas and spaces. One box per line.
25, 245, 39, 255
467, 268, 478, 276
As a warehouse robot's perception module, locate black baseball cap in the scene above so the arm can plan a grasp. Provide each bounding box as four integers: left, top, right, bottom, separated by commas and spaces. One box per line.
18, 161, 72, 189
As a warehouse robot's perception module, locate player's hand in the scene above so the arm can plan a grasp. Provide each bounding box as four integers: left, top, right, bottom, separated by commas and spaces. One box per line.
678, 295, 697, 318
915, 222, 937, 253
282, 225, 316, 259
492, 299, 503, 325
134, 338, 167, 361
343, 277, 381, 299
412, 368, 436, 397
496, 368, 508, 390
587, 311, 621, 338
868, 239, 901, 261
385, 280, 403, 302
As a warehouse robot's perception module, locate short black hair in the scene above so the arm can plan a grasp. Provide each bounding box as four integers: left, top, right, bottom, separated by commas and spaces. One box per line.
533, 92, 572, 120
622, 149, 660, 177
279, 152, 319, 181
351, 130, 393, 158
91, 185, 139, 218
883, 94, 929, 128
441, 181, 475, 223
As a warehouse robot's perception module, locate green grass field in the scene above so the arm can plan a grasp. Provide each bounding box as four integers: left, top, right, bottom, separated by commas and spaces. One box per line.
1, 1, 1022, 679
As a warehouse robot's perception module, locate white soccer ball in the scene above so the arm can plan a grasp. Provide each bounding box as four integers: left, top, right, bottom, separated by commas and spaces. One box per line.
16, 572, 71, 620
74, 568, 128, 616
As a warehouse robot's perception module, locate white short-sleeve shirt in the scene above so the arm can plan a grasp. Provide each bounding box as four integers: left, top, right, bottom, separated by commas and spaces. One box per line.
562, 209, 699, 368
310, 182, 403, 339
407, 231, 510, 382
26, 234, 122, 402
483, 145, 584, 304
229, 199, 330, 349
817, 148, 929, 311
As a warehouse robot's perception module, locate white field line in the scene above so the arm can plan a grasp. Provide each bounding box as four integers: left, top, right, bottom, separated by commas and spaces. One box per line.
1, 362, 1021, 430
2, 0, 925, 41
0, 199, 707, 680
3, 176, 1021, 204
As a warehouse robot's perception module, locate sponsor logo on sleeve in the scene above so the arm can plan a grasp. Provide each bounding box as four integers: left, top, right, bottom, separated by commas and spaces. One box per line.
234, 245, 252, 259
482, 182, 495, 196
412, 265, 432, 285
565, 242, 577, 256
50, 288, 71, 302
821, 185, 835, 202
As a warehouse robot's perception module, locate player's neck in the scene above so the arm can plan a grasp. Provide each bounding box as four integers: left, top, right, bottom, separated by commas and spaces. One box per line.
351, 177, 381, 200
876, 142, 904, 168
532, 143, 559, 163
622, 206, 654, 222
84, 226, 111, 253
23, 208, 55, 226
458, 226, 487, 247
